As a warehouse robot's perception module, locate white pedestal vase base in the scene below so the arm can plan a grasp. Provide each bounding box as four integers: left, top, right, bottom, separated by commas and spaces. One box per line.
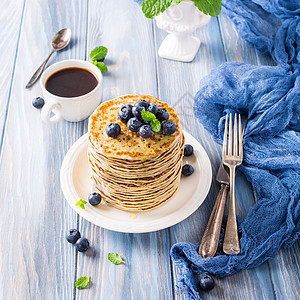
158, 33, 200, 62
155, 0, 211, 62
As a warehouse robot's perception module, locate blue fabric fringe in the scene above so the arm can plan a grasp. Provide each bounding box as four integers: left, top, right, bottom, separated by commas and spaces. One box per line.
169, 1, 300, 299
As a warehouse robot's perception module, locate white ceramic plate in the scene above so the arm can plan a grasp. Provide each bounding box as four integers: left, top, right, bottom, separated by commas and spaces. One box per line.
60, 131, 212, 233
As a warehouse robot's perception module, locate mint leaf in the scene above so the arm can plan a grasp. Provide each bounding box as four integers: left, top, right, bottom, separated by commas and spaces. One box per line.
141, 110, 156, 122
108, 253, 125, 265
192, 0, 222, 17
151, 119, 161, 132
141, 0, 221, 18
142, 0, 182, 19
90, 46, 108, 61
93, 61, 108, 73
75, 276, 90, 289
75, 199, 87, 210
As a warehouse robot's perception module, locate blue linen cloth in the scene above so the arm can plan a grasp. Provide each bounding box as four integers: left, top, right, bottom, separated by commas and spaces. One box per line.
168, 0, 300, 299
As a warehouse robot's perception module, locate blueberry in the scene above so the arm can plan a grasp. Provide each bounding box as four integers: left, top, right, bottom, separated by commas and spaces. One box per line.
32, 97, 45, 109
147, 103, 158, 115
156, 108, 169, 122
118, 104, 133, 123
66, 229, 81, 244
88, 192, 102, 206
75, 237, 89, 252
182, 164, 194, 176
162, 121, 176, 135
132, 106, 145, 120
184, 144, 194, 156
134, 100, 150, 109
199, 274, 214, 291
97, 58, 105, 62
139, 125, 153, 138
106, 123, 121, 138
127, 117, 142, 132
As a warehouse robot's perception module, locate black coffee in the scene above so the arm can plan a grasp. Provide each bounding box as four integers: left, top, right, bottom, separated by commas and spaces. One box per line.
45, 67, 98, 97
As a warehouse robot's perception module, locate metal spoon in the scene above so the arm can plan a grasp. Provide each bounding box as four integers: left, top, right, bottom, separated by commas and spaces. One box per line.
25, 28, 71, 89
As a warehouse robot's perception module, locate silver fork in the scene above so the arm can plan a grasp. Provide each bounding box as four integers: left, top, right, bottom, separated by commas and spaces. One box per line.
222, 113, 243, 255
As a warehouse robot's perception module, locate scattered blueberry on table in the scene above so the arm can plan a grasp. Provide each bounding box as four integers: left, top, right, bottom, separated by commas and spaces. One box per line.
182, 164, 194, 176
88, 192, 102, 206
66, 228, 90, 252
66, 229, 81, 244
184, 144, 194, 156
32, 97, 45, 109
106, 122, 121, 138
76, 237, 90, 252
199, 274, 215, 291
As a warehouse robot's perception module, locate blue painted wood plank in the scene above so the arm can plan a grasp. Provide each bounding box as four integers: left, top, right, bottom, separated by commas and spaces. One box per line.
268, 240, 300, 300
152, 12, 277, 299
219, 13, 300, 300
0, 1, 297, 300
0, 0, 25, 150
0, 0, 89, 299
75, 1, 173, 300
218, 14, 276, 66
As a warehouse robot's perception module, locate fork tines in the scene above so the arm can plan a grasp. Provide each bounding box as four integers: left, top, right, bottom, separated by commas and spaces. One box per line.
222, 114, 243, 160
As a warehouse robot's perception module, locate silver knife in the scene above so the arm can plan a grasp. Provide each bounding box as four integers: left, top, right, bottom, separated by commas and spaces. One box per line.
199, 163, 229, 258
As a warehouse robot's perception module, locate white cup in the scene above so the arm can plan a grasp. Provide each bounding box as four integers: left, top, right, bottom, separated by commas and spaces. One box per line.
40, 59, 103, 123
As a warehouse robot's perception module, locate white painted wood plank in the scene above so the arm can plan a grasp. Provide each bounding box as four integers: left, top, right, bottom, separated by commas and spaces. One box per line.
76, 1, 173, 299
0, 0, 25, 146
0, 0, 88, 299
0, 1, 297, 299
153, 14, 276, 299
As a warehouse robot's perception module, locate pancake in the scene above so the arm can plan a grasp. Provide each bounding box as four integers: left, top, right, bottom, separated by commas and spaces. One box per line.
88, 95, 184, 211
89, 95, 182, 160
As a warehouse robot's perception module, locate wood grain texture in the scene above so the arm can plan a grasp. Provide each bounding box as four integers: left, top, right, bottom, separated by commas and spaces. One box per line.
0, 1, 299, 300
152, 14, 277, 300
76, 1, 173, 300
218, 14, 300, 300
0, 0, 88, 299
269, 240, 300, 300
0, 0, 25, 150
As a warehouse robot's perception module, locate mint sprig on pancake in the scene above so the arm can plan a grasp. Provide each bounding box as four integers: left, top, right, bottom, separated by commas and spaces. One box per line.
141, 110, 162, 132
151, 119, 161, 132
88, 95, 184, 211
141, 110, 156, 121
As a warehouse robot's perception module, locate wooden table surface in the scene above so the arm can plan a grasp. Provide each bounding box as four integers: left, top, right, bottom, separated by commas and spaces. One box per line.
0, 0, 299, 299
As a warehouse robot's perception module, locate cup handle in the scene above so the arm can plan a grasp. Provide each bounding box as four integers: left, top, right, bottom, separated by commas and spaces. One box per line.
41, 101, 63, 124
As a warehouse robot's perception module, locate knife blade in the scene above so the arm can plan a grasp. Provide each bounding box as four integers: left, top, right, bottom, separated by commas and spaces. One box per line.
199, 162, 229, 258
216, 163, 229, 185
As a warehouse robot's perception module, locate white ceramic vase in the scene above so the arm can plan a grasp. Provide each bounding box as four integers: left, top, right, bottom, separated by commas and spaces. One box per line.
155, 0, 211, 62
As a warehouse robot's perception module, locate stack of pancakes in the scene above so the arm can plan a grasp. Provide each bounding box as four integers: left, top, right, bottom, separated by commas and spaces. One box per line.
88, 95, 184, 211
